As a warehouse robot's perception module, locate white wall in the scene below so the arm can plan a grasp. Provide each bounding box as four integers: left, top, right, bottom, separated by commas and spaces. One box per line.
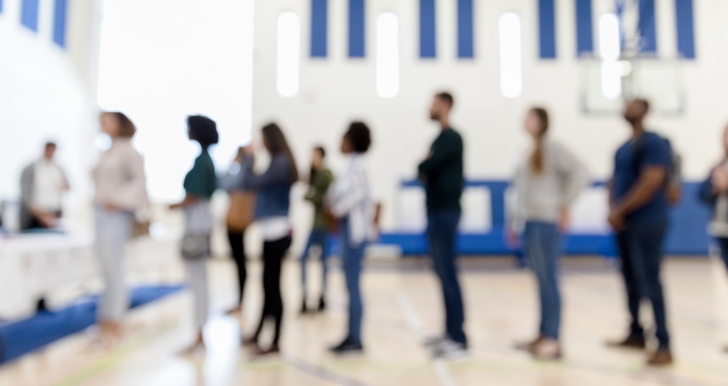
0, 0, 101, 230
253, 0, 728, 233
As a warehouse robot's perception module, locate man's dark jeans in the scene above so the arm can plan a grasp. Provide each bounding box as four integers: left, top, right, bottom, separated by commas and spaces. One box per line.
616, 219, 670, 349
427, 209, 467, 346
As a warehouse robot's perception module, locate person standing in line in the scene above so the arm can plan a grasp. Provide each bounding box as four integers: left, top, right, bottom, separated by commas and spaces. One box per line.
240, 123, 297, 355
220, 147, 254, 315
171, 115, 219, 352
607, 99, 674, 366
20, 142, 70, 231
698, 123, 728, 354
300, 146, 334, 314
92, 112, 149, 346
508, 108, 589, 360
327, 123, 375, 354
418, 92, 468, 359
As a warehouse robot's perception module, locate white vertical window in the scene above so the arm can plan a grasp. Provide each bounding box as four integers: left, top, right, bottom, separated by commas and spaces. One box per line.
499, 13, 523, 98
277, 12, 300, 97
376, 12, 399, 98
599, 13, 621, 99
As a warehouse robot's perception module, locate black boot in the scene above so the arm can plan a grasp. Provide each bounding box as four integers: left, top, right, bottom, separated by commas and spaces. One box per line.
317, 296, 326, 312
300, 298, 308, 314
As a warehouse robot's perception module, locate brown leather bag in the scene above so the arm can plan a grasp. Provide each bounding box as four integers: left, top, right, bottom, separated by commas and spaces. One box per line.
226, 192, 256, 232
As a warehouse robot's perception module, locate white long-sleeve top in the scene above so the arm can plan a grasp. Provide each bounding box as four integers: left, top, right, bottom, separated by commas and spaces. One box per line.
327, 154, 376, 247
510, 141, 589, 232
93, 138, 150, 214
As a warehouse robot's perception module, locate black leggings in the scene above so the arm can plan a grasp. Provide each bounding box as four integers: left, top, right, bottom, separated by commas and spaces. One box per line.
253, 236, 292, 346
227, 231, 247, 305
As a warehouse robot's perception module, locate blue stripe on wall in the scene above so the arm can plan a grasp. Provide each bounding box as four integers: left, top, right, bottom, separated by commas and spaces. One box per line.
675, 0, 695, 59
419, 0, 436, 58
348, 0, 365, 58
638, 0, 657, 54
575, 0, 594, 56
52, 0, 68, 48
538, 0, 557, 59
310, 0, 328, 58
0, 0, 4, 14
457, 0, 474, 58
21, 0, 39, 32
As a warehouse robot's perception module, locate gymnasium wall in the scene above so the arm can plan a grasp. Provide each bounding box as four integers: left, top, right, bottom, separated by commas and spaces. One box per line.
252, 0, 728, 242
0, 0, 101, 230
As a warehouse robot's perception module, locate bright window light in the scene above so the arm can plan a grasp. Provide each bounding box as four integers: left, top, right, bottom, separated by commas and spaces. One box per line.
376, 12, 399, 98
599, 13, 621, 99
499, 13, 522, 98
277, 12, 300, 97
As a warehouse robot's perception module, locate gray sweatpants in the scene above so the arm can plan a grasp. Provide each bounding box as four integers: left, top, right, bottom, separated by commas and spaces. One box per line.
95, 207, 133, 322
186, 259, 209, 329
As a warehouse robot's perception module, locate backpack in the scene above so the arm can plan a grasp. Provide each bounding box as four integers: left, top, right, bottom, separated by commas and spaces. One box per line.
633, 134, 682, 206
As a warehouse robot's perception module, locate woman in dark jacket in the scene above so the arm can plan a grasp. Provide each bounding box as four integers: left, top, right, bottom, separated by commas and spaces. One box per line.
240, 123, 298, 355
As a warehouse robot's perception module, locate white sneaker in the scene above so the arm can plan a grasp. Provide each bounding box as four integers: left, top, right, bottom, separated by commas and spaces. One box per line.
431, 340, 470, 361
530, 338, 562, 361
423, 335, 448, 347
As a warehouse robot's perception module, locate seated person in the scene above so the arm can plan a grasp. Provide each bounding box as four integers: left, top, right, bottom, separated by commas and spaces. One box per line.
20, 142, 70, 230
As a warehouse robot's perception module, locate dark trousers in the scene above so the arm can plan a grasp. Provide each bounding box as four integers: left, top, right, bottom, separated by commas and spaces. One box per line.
717, 238, 728, 272
253, 236, 292, 346
300, 229, 330, 298
524, 222, 562, 340
616, 220, 670, 349
427, 209, 467, 346
227, 231, 247, 305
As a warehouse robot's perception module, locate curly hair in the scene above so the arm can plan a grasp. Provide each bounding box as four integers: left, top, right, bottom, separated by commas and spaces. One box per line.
187, 115, 219, 149
345, 122, 372, 153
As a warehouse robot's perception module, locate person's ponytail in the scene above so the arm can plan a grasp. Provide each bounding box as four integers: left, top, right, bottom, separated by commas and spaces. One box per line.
529, 108, 549, 174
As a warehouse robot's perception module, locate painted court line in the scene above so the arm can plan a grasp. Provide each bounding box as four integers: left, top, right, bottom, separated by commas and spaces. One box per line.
396, 291, 458, 386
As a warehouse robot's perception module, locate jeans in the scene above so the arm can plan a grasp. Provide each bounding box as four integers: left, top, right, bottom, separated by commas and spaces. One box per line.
340, 218, 366, 344
718, 238, 728, 272
427, 209, 467, 346
95, 207, 133, 322
616, 220, 670, 349
253, 236, 292, 346
227, 231, 247, 305
300, 229, 330, 298
524, 222, 561, 340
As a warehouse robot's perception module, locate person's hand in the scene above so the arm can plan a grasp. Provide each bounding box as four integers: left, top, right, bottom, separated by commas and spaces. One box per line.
558, 208, 570, 233
169, 203, 181, 210
608, 208, 626, 231
105, 203, 119, 212
506, 230, 520, 249
712, 167, 728, 193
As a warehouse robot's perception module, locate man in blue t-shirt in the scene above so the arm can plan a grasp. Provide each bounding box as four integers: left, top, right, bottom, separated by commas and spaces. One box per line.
607, 99, 673, 366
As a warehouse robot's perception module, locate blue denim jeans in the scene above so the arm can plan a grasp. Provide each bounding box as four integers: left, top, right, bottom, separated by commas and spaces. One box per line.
340, 218, 366, 344
427, 209, 467, 346
300, 228, 330, 295
524, 222, 561, 340
616, 220, 670, 349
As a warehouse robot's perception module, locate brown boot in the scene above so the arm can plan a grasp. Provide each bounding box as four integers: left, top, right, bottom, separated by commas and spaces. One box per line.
606, 335, 646, 350
514, 335, 545, 352
647, 348, 673, 366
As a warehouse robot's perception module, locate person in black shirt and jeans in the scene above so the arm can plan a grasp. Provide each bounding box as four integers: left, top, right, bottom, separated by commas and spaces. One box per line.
418, 92, 468, 359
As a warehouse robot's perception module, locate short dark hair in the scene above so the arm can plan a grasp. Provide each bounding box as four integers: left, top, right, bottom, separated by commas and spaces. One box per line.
187, 115, 219, 149
635, 98, 650, 113
345, 121, 372, 153
44, 141, 57, 150
436, 92, 454, 108
314, 145, 326, 158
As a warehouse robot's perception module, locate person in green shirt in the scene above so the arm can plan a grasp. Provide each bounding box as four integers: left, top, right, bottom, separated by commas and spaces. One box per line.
170, 115, 218, 353
299, 146, 334, 313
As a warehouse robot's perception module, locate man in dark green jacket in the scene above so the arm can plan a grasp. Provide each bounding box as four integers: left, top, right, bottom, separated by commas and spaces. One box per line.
418, 92, 467, 359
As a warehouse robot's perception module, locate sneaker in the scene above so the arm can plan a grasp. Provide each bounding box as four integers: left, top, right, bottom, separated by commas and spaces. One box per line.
329, 339, 364, 355
606, 334, 646, 350
530, 338, 562, 361
514, 335, 545, 352
431, 340, 469, 361
647, 348, 673, 366
423, 335, 448, 348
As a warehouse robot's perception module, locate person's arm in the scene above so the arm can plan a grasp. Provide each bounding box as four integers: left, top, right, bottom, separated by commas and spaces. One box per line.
609, 167, 667, 229
59, 167, 70, 192
328, 168, 367, 218
306, 171, 332, 206
418, 134, 459, 177
698, 175, 717, 205
555, 144, 590, 231
242, 155, 290, 191
110, 149, 149, 211
170, 194, 202, 209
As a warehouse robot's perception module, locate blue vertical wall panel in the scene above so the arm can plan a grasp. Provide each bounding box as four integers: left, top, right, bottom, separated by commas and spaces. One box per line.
575, 0, 594, 56
53, 0, 68, 48
349, 0, 365, 58
419, 0, 436, 58
675, 0, 695, 59
638, 0, 657, 54
457, 0, 474, 58
538, 0, 557, 59
0, 0, 4, 14
21, 0, 40, 32
310, 0, 328, 57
